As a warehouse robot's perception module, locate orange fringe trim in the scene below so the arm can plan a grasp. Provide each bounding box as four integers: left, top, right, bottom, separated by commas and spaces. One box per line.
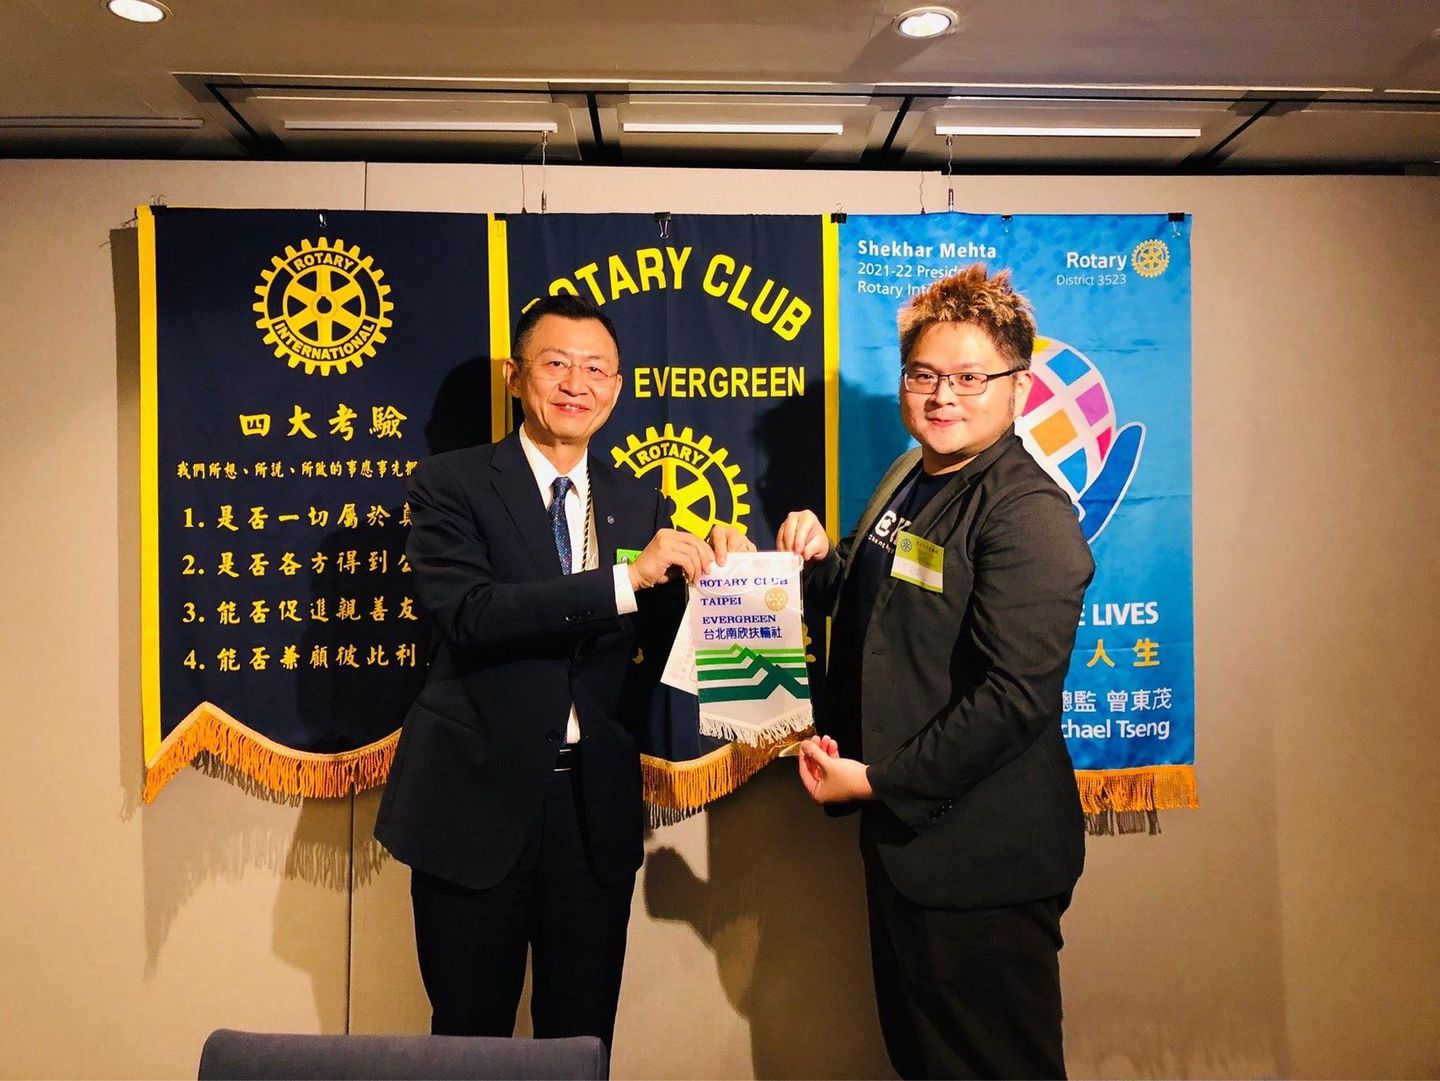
143, 701, 398, 804
640, 727, 811, 823
1075, 764, 1199, 815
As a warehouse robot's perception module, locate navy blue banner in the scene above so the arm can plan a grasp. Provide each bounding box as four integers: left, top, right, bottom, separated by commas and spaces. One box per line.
501, 214, 834, 812
142, 208, 492, 798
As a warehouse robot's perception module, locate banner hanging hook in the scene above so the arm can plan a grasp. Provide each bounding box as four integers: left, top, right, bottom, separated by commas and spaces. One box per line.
946, 135, 955, 211
540, 131, 549, 214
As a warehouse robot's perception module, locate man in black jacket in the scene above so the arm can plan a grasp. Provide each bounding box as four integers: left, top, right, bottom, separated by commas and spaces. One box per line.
374, 294, 712, 1049
758, 265, 1094, 1079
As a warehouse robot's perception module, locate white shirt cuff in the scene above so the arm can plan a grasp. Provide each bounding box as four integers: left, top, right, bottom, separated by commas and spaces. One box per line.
612, 563, 639, 615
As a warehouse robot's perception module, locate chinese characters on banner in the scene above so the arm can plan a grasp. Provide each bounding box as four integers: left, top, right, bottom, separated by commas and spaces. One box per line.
139, 208, 493, 800
837, 214, 1197, 829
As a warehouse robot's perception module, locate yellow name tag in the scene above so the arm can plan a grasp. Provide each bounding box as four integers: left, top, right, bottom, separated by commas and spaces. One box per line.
891, 530, 944, 593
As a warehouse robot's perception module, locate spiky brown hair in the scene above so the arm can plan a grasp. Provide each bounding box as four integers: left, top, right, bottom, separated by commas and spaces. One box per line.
897, 263, 1036, 369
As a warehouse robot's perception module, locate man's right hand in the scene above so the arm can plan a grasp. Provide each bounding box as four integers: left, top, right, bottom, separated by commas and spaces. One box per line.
628, 528, 715, 590
775, 510, 831, 563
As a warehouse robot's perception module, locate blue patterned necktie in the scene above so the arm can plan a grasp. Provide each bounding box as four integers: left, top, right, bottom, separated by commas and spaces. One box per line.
549, 475, 574, 574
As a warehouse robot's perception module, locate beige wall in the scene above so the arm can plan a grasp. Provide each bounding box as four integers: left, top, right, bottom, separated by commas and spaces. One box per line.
1, 159, 1436, 1080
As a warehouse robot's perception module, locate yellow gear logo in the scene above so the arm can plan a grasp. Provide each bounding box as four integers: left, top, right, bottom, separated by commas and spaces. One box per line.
611, 424, 751, 538
1131, 239, 1170, 279
253, 237, 394, 375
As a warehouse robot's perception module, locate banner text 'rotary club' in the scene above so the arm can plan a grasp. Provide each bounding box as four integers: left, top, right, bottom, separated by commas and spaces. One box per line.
525, 245, 814, 342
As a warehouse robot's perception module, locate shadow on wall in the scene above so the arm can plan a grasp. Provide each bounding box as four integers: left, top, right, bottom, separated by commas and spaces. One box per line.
645, 764, 895, 1080
115, 307, 505, 1022
113, 229, 354, 1030
1061, 666, 1291, 1079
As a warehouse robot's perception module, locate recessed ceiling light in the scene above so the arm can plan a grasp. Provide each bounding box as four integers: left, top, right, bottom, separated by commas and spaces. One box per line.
105, 0, 170, 23
895, 6, 958, 39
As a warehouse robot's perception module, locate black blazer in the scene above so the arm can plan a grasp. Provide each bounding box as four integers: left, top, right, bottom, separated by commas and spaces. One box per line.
809, 430, 1095, 909
374, 431, 676, 890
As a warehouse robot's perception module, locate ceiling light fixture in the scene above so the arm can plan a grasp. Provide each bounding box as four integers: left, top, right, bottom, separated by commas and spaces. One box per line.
0, 115, 200, 128
936, 124, 1201, 138
621, 122, 843, 135
105, 0, 170, 23
894, 6, 958, 39
282, 120, 558, 133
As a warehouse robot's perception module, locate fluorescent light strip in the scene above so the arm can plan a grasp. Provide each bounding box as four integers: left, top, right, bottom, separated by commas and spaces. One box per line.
936, 124, 1201, 138
282, 119, 558, 133
622, 122, 843, 135
0, 116, 201, 129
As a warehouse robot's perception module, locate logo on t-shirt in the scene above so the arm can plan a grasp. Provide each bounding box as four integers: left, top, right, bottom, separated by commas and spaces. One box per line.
866, 509, 911, 556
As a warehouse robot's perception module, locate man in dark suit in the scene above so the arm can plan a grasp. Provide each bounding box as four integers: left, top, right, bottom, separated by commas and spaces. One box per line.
374, 294, 713, 1049
740, 265, 1094, 1079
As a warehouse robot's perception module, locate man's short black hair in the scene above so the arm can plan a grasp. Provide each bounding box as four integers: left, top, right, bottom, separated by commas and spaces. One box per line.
512, 293, 621, 364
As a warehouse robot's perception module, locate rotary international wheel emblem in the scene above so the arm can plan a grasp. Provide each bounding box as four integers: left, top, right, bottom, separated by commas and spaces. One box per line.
611, 423, 751, 538
1130, 239, 1170, 279
253, 237, 394, 375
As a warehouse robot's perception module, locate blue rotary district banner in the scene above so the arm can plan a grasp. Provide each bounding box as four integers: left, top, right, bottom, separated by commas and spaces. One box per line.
837, 213, 1198, 829
497, 213, 837, 820
138, 207, 494, 801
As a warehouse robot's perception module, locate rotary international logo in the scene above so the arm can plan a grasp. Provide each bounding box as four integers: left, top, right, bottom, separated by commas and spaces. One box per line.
764, 587, 788, 612
1130, 239, 1170, 279
253, 237, 394, 375
611, 423, 750, 538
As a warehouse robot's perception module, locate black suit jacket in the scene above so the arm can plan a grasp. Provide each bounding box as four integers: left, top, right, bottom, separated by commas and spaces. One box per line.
808, 430, 1094, 909
374, 431, 676, 890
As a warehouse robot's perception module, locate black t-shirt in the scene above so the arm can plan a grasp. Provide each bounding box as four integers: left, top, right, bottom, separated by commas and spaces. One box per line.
824, 465, 952, 755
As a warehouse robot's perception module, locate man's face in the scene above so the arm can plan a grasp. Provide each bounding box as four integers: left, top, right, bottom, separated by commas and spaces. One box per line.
504, 314, 622, 451
899, 320, 1031, 473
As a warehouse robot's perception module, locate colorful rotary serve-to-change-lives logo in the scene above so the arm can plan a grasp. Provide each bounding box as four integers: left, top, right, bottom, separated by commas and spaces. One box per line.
253, 238, 394, 376
1018, 337, 1145, 543
611, 423, 751, 539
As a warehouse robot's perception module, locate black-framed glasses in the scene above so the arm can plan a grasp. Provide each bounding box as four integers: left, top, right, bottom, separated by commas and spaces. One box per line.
901, 366, 1024, 396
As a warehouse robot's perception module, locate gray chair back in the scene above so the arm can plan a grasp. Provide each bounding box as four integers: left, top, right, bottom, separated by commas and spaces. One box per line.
197, 1029, 609, 1080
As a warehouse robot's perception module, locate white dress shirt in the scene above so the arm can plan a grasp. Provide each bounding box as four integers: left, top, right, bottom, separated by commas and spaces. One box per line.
518, 426, 640, 742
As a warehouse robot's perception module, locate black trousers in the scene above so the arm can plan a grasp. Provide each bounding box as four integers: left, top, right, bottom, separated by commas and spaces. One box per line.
409, 764, 636, 1048
865, 863, 1071, 1080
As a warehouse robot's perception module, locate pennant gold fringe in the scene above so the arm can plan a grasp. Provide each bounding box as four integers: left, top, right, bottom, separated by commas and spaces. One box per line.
1076, 765, 1198, 836
143, 701, 398, 804
641, 728, 812, 825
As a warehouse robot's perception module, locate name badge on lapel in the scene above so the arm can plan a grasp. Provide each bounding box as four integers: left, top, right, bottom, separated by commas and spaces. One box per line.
891, 530, 944, 593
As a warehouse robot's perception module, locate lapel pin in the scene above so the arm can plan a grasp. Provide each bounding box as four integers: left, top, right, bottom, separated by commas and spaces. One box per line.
606, 515, 615, 524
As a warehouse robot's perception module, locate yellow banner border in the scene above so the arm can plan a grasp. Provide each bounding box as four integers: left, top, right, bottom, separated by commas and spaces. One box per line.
488, 213, 512, 439
138, 205, 162, 767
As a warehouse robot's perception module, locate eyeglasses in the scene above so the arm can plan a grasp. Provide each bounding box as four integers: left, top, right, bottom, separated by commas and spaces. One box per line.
901, 366, 1025, 396
523, 352, 620, 385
